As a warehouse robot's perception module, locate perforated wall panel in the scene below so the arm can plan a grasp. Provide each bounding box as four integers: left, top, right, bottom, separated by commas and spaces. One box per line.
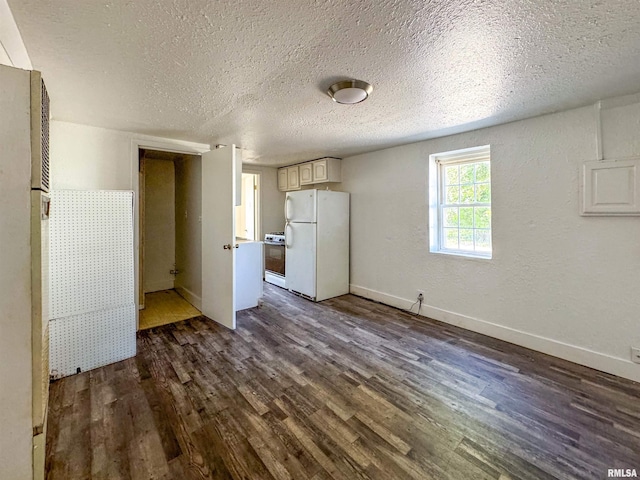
50, 190, 135, 319
49, 305, 136, 378
49, 190, 136, 377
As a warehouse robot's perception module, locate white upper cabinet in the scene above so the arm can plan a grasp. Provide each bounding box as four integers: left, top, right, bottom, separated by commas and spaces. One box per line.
312, 158, 341, 183
278, 165, 301, 191
277, 167, 288, 191
286, 165, 300, 191
299, 163, 314, 185
313, 159, 328, 182
278, 157, 341, 191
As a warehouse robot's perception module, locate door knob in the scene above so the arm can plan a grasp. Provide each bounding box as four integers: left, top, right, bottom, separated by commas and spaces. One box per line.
223, 244, 240, 250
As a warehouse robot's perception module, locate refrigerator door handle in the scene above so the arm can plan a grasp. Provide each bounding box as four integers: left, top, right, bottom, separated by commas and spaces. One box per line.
285, 222, 292, 249
284, 195, 291, 223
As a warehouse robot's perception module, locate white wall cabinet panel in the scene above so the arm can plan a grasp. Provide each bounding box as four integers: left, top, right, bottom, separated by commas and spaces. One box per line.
299, 162, 314, 185
581, 158, 640, 215
277, 166, 299, 191
277, 167, 288, 191
312, 159, 328, 182
312, 158, 341, 183
277, 158, 341, 191
49, 190, 136, 378
287, 165, 300, 190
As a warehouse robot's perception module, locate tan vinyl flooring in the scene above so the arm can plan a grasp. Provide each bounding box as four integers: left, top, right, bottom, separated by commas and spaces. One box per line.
139, 289, 201, 330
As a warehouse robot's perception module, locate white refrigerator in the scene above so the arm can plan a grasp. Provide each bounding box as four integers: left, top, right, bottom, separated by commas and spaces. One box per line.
285, 189, 349, 301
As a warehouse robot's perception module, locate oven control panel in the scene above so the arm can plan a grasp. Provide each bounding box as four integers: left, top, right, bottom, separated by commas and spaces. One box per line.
264, 232, 285, 244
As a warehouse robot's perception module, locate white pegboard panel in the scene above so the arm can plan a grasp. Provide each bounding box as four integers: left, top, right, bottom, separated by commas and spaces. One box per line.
49, 304, 136, 378
49, 190, 135, 319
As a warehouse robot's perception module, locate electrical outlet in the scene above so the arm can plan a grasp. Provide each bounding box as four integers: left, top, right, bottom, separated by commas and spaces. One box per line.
631, 347, 640, 364
417, 290, 424, 301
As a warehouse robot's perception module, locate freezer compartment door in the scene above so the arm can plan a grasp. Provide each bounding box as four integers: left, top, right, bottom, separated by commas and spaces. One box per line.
285, 189, 316, 223
285, 222, 316, 298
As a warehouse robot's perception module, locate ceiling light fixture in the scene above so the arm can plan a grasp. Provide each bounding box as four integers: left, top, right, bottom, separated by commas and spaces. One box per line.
327, 79, 373, 105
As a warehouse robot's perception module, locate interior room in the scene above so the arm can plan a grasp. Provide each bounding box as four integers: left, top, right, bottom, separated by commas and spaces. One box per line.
1, 1, 639, 479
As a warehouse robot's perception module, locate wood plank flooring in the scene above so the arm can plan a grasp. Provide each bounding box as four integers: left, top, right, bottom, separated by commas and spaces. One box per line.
45, 284, 640, 479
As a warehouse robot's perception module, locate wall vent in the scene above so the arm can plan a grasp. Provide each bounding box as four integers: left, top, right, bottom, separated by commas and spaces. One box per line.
40, 79, 49, 191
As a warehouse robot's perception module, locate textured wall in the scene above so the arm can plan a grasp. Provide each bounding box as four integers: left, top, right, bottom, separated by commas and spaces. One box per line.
50, 120, 209, 313
342, 101, 640, 382
175, 155, 202, 307
143, 159, 175, 293
50, 122, 134, 190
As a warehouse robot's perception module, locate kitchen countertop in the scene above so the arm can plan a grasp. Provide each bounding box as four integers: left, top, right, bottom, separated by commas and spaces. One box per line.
235, 238, 263, 244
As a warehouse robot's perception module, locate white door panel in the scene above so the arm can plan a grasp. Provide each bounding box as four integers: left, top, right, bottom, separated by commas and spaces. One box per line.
286, 190, 316, 223
285, 222, 316, 298
202, 146, 236, 329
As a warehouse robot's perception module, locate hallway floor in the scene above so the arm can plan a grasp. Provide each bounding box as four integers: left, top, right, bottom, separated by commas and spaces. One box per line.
139, 289, 201, 330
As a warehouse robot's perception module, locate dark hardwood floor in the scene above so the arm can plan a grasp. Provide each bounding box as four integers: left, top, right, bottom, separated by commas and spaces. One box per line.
45, 284, 640, 479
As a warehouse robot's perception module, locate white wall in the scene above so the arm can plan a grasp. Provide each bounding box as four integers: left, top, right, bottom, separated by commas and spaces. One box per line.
0, 0, 31, 69
50, 122, 136, 190
342, 98, 640, 382
175, 155, 202, 308
0, 64, 34, 480
50, 121, 209, 316
144, 159, 175, 293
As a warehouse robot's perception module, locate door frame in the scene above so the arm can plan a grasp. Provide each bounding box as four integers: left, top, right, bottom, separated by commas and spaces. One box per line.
239, 169, 262, 241
130, 137, 209, 328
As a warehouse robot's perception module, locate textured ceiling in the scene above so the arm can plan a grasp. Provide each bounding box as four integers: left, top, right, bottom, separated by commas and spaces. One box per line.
9, 0, 640, 165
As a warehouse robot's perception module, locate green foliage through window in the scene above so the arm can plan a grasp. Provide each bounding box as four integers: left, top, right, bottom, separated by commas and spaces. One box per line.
439, 156, 491, 255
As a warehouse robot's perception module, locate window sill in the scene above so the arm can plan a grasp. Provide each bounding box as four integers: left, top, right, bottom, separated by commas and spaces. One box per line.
429, 249, 492, 260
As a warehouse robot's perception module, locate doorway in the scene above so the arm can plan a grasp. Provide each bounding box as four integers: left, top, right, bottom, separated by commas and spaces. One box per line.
138, 148, 203, 330
235, 172, 260, 241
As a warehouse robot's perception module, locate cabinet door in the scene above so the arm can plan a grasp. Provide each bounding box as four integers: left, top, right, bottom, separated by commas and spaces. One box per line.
299, 163, 314, 185
277, 168, 288, 191
287, 166, 300, 190
313, 159, 328, 182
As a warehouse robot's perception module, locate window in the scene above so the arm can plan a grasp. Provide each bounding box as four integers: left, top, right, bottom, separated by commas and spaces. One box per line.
429, 145, 492, 258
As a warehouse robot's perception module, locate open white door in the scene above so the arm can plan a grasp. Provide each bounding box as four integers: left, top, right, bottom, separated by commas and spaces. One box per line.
202, 145, 237, 329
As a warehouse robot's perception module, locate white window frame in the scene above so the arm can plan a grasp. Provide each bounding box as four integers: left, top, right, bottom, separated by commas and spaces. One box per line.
428, 145, 492, 259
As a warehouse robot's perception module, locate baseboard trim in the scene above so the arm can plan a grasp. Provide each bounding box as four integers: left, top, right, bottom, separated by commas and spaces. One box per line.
144, 280, 175, 293
175, 285, 202, 311
349, 284, 640, 383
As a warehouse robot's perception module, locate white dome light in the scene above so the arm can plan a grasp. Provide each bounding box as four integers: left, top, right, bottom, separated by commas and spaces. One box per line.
327, 80, 373, 105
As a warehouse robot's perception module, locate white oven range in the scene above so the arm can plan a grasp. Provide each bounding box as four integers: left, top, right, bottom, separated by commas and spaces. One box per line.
264, 232, 286, 288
